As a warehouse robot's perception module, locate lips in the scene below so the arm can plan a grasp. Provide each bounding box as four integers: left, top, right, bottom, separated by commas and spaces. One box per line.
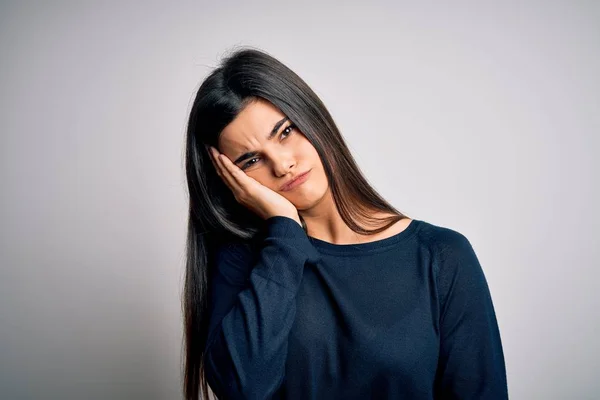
281, 170, 311, 191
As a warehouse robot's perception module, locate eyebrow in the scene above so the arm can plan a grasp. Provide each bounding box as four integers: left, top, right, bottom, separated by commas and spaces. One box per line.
232, 116, 290, 165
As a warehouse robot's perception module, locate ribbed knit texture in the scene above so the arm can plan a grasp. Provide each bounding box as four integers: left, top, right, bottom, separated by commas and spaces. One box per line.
204, 216, 508, 399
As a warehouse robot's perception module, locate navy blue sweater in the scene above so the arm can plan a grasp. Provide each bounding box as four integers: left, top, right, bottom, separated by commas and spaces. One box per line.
204, 216, 508, 399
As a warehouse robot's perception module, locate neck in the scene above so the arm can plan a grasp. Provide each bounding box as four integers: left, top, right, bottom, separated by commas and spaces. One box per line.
299, 189, 391, 245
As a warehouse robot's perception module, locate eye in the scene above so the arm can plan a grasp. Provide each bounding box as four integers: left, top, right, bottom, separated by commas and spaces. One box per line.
241, 157, 259, 170
281, 123, 296, 139
241, 124, 296, 170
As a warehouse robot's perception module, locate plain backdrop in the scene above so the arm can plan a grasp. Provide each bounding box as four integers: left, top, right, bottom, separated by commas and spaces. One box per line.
1, 1, 598, 399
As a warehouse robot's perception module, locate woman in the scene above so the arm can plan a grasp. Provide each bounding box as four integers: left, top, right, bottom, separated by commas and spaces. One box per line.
182, 47, 508, 400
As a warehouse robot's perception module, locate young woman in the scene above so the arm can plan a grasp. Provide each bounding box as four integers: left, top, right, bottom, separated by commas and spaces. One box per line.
182, 47, 508, 400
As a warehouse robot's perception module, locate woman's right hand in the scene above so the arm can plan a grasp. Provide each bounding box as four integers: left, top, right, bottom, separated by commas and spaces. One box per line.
208, 146, 302, 226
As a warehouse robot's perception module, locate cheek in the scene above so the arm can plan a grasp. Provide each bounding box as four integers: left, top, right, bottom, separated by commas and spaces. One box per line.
246, 170, 268, 185
298, 141, 321, 165
309, 148, 326, 175
247, 170, 282, 193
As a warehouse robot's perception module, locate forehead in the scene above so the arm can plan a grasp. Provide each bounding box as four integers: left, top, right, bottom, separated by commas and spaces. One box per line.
218, 99, 285, 150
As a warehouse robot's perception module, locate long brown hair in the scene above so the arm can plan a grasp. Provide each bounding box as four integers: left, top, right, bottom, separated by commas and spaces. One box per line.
182, 46, 408, 399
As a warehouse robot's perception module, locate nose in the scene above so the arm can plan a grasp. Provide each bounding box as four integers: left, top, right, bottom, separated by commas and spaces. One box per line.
271, 150, 296, 177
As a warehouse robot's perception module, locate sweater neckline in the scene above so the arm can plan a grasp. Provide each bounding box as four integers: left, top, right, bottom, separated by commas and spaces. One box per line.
307, 219, 421, 255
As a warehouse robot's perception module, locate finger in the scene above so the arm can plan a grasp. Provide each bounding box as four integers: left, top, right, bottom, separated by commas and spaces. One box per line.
209, 148, 239, 195
215, 153, 240, 190
208, 147, 223, 175
217, 153, 249, 190
207, 146, 217, 165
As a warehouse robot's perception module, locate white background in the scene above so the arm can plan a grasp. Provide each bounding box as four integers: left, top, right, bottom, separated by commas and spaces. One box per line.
1, 1, 598, 398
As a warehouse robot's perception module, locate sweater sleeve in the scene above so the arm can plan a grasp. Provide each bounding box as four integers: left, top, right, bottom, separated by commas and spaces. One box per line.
204, 216, 320, 400
433, 231, 509, 399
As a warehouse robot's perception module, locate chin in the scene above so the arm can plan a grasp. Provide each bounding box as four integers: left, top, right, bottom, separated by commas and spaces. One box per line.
289, 186, 329, 211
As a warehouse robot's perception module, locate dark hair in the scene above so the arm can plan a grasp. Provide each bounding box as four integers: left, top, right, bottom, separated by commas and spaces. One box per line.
182, 46, 409, 399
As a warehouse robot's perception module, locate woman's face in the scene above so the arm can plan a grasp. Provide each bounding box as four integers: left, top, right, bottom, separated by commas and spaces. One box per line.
217, 98, 329, 210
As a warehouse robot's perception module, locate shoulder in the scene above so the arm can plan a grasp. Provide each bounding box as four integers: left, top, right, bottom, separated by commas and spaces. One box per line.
214, 239, 258, 268
414, 219, 480, 274
414, 221, 491, 312
211, 240, 257, 286
215, 240, 254, 260
415, 220, 473, 254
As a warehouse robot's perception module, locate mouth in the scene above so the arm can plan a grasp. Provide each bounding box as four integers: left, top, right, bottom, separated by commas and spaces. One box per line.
281, 169, 312, 191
